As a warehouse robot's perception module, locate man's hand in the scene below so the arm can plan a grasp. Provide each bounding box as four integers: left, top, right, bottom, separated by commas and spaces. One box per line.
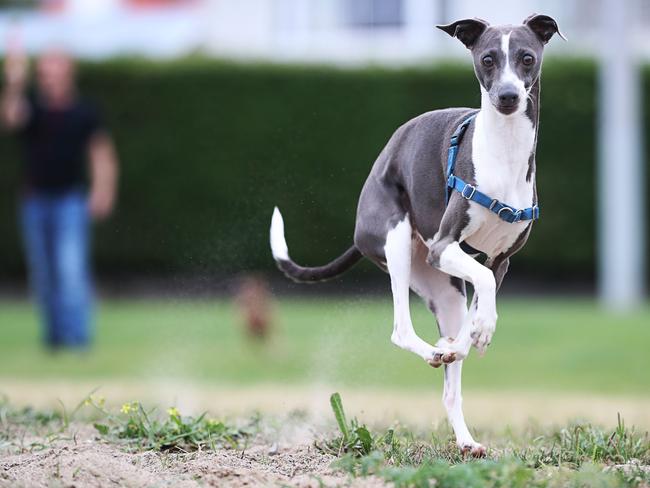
89, 187, 115, 220
88, 132, 119, 221
4, 27, 28, 88
2, 27, 30, 129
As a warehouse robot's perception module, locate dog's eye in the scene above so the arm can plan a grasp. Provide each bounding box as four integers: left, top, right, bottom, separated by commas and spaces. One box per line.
482, 55, 494, 67
522, 54, 535, 66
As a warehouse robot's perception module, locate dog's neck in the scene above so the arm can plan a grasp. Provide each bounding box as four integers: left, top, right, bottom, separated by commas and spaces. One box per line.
476, 78, 540, 183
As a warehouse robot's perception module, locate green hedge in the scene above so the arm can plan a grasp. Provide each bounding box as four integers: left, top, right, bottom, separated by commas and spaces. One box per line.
0, 58, 645, 280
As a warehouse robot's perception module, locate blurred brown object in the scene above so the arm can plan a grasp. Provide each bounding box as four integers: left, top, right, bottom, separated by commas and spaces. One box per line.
234, 275, 273, 341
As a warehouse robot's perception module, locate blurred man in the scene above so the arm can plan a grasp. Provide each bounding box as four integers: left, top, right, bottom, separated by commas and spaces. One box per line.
1, 43, 119, 350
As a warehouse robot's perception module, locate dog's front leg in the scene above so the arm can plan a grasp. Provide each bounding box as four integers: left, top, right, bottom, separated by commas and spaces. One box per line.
385, 217, 457, 367
459, 255, 510, 353
427, 239, 497, 357
467, 256, 509, 351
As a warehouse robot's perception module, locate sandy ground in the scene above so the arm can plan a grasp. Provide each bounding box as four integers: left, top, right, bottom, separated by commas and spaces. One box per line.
0, 405, 391, 488
2, 379, 650, 430
0, 424, 385, 488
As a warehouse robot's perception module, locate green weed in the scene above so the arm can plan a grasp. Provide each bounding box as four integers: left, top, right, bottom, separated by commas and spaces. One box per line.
86, 397, 255, 452
324, 392, 375, 456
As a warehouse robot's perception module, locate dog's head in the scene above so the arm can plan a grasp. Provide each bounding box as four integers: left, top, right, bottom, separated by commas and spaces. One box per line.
437, 14, 565, 116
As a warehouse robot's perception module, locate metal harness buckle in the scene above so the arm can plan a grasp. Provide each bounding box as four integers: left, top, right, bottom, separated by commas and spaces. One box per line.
497, 206, 515, 220
461, 184, 476, 200
498, 208, 523, 222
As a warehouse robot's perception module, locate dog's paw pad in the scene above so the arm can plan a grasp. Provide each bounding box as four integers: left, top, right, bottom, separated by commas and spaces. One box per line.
427, 354, 443, 368
442, 352, 456, 364
460, 443, 487, 458
427, 351, 456, 368
471, 445, 487, 458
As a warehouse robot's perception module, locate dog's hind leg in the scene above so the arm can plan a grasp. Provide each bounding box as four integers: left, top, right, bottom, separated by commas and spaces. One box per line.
442, 359, 485, 456
383, 216, 456, 366
410, 242, 486, 457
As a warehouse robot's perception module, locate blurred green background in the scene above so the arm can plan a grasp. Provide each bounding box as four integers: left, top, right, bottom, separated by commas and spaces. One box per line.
1, 298, 648, 394
3, 58, 646, 282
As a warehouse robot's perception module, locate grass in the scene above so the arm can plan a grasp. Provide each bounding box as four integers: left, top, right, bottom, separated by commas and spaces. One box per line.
88, 398, 255, 452
1, 393, 649, 487
0, 393, 254, 454
322, 393, 650, 487
0, 297, 649, 393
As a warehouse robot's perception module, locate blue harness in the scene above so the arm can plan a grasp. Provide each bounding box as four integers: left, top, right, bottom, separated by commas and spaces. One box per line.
445, 113, 540, 224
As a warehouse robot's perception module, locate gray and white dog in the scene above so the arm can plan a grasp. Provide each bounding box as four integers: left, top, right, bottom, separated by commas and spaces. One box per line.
270, 14, 564, 456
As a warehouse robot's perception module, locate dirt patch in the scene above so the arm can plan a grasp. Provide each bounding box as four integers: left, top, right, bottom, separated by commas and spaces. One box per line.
1, 424, 384, 488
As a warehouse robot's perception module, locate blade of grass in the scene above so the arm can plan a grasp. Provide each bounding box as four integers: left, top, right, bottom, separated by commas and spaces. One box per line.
330, 392, 350, 443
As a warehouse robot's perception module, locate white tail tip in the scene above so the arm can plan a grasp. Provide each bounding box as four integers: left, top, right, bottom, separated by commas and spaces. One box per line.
270, 207, 289, 261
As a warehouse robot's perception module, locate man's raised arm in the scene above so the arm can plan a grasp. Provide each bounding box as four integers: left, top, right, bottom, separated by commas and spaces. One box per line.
88, 131, 119, 220
1, 35, 29, 130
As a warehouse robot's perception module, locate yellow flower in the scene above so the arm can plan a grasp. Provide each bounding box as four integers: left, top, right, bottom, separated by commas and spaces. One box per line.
167, 407, 180, 417
121, 403, 133, 414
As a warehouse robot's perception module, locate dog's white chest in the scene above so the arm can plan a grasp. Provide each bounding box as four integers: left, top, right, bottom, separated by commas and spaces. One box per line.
463, 111, 535, 257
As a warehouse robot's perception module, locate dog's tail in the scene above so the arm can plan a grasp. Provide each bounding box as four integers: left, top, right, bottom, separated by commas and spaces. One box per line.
270, 207, 363, 283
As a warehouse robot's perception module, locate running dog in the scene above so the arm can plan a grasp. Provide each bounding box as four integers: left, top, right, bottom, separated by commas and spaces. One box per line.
270, 14, 564, 456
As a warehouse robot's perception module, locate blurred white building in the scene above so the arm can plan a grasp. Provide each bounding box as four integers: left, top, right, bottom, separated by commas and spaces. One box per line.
0, 0, 648, 63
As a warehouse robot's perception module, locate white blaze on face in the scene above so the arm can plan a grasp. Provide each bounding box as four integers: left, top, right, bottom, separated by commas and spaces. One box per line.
499, 32, 526, 108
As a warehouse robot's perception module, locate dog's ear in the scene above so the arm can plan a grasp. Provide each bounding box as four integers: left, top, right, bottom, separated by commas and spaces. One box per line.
436, 18, 489, 49
523, 14, 567, 44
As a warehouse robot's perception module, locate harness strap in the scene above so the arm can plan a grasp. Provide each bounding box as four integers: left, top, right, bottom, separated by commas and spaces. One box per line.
445, 113, 477, 204
445, 113, 540, 224
447, 175, 540, 223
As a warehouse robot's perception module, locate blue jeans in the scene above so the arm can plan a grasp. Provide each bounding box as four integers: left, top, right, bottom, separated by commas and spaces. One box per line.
20, 190, 93, 348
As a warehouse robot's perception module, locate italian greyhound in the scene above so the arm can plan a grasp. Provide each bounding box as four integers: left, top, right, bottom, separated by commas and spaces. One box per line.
270, 14, 564, 456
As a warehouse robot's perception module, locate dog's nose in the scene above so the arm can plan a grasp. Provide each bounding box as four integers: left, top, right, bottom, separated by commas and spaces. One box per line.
498, 89, 519, 107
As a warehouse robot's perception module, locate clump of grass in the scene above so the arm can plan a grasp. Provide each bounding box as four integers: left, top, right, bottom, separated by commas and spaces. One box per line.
515, 414, 650, 470
0, 391, 95, 430
323, 393, 650, 487
559, 415, 647, 465
323, 392, 375, 456
0, 394, 82, 453
86, 397, 255, 452
0, 402, 62, 429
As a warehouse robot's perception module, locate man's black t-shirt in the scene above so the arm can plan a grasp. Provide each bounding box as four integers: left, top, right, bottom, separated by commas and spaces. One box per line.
21, 96, 103, 193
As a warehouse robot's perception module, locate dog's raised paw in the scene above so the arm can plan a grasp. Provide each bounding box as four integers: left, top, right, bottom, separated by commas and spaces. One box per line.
443, 353, 456, 364
427, 351, 456, 368
427, 354, 443, 368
